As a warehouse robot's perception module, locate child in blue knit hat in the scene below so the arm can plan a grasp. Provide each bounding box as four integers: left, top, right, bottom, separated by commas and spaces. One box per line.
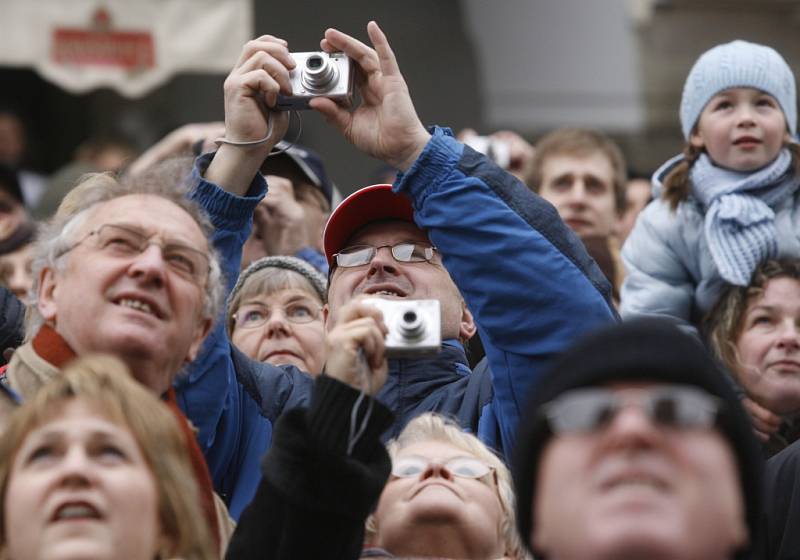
621, 40, 800, 326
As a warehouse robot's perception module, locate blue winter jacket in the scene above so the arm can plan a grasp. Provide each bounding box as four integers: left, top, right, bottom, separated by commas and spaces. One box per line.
176, 127, 616, 519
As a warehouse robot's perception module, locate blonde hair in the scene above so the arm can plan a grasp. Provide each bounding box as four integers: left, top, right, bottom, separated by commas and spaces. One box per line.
0, 355, 216, 560
371, 413, 529, 560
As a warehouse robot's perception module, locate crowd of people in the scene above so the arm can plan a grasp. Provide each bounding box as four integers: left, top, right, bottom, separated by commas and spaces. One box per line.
0, 20, 798, 560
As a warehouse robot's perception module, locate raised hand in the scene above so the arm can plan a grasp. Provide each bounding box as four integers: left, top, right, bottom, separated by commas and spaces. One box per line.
127, 121, 225, 177
254, 175, 309, 256
741, 396, 782, 442
206, 35, 295, 195
222, 35, 295, 144
324, 299, 389, 394
310, 21, 431, 172
491, 130, 536, 184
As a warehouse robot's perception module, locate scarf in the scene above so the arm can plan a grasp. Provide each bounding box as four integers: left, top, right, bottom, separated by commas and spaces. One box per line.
690, 149, 800, 286
29, 325, 221, 546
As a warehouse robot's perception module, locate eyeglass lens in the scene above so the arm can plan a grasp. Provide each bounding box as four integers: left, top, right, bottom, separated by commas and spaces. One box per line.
235, 301, 321, 328
335, 242, 434, 268
391, 455, 491, 479
93, 224, 209, 282
544, 385, 719, 434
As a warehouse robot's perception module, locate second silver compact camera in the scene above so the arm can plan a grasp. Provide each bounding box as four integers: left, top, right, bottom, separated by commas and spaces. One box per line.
362, 298, 441, 359
463, 136, 511, 170
275, 51, 355, 111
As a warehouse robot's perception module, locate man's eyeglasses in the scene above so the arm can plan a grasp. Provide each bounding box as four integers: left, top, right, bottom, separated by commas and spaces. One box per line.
391, 455, 495, 482
233, 301, 322, 329
542, 385, 722, 434
333, 242, 437, 268
59, 223, 210, 284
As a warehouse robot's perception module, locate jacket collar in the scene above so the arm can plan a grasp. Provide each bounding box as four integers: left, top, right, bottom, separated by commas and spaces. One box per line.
388, 339, 469, 381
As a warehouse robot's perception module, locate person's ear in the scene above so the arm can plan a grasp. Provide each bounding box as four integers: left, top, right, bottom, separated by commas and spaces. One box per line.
689, 127, 705, 150
458, 303, 477, 341
323, 303, 331, 331
186, 317, 213, 363
612, 214, 624, 238
37, 266, 59, 324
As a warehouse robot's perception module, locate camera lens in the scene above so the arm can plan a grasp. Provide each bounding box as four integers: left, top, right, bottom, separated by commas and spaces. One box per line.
398, 308, 425, 341
306, 55, 324, 70
301, 53, 338, 92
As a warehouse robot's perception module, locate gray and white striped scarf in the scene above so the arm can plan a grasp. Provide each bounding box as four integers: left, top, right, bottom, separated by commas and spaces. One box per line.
690, 149, 800, 286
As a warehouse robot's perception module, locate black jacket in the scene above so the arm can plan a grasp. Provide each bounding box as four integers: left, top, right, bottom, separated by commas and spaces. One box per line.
759, 439, 800, 559
225, 376, 394, 560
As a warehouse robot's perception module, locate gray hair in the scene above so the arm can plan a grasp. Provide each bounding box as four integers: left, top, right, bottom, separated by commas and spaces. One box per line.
27, 158, 224, 338
226, 255, 327, 336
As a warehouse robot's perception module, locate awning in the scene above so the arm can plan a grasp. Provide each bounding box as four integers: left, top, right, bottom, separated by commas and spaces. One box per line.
0, 0, 253, 98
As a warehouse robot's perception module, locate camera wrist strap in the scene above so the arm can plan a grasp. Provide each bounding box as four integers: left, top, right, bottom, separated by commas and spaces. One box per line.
347, 347, 374, 456
214, 110, 303, 154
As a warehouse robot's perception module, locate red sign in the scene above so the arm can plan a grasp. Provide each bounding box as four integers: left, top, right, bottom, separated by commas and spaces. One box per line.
50, 7, 155, 69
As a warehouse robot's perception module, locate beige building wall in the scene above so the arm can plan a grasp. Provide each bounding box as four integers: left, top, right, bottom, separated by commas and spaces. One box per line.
462, 0, 800, 174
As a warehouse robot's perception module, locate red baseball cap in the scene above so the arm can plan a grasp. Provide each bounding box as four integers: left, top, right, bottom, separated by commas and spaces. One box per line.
323, 184, 416, 268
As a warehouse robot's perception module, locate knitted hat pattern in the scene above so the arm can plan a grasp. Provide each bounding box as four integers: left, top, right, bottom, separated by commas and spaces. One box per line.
226, 256, 327, 334
512, 319, 763, 558
680, 40, 797, 139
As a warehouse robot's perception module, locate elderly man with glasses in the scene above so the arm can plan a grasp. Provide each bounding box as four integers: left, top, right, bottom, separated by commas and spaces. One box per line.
0, 166, 244, 549
170, 21, 616, 524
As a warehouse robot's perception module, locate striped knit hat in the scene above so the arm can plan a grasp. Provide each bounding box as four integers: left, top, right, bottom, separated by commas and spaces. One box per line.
226, 256, 327, 335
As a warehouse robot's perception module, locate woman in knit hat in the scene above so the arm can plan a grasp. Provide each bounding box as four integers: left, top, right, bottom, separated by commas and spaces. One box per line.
512, 319, 762, 560
227, 255, 327, 376
621, 40, 800, 329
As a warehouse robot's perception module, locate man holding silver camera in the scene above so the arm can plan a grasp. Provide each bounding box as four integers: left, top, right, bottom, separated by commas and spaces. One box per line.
181, 22, 616, 517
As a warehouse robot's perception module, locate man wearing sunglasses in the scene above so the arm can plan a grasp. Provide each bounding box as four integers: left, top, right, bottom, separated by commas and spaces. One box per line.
513, 320, 762, 560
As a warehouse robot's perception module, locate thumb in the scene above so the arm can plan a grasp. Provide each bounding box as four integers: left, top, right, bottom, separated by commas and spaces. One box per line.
309, 97, 352, 132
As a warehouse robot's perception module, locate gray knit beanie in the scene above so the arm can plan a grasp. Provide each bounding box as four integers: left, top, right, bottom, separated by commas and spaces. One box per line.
226, 256, 327, 333
680, 40, 797, 139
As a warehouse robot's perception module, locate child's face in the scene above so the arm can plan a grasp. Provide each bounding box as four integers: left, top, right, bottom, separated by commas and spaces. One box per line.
690, 87, 791, 172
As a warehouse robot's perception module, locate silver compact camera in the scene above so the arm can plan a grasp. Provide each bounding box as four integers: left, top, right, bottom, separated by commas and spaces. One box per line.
275, 51, 355, 111
463, 136, 511, 169
362, 298, 441, 359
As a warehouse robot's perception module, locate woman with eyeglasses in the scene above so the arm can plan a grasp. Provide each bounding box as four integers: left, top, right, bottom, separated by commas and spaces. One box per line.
227, 256, 327, 376
225, 298, 528, 560
364, 414, 527, 559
